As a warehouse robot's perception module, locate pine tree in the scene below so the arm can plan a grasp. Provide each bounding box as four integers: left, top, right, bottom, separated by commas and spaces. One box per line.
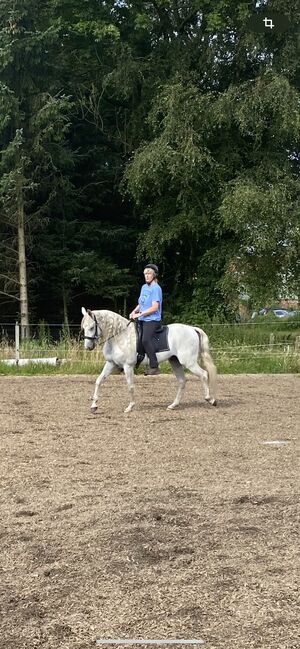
0, 0, 73, 334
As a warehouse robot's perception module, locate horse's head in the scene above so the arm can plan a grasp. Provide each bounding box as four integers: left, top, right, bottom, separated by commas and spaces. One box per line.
81, 307, 100, 350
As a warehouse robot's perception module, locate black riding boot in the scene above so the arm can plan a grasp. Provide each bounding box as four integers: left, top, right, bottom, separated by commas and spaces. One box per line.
142, 321, 161, 369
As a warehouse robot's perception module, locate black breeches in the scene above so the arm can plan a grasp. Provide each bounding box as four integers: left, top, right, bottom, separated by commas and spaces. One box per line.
141, 320, 161, 368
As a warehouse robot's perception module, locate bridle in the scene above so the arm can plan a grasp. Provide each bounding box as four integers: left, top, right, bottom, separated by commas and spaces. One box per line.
83, 312, 100, 342
82, 311, 133, 345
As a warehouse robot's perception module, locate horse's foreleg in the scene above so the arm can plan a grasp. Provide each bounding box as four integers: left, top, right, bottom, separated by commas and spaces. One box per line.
91, 361, 116, 412
167, 357, 186, 410
123, 363, 135, 413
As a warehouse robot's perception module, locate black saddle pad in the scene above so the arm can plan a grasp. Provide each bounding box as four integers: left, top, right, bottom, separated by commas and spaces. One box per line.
135, 321, 170, 354
152, 325, 170, 353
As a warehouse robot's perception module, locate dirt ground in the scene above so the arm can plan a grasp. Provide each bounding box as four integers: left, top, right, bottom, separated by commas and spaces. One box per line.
0, 374, 299, 649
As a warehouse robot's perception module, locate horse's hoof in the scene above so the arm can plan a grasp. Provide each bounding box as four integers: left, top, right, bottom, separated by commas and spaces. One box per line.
205, 397, 217, 406
124, 404, 134, 413
167, 403, 177, 410
91, 406, 98, 413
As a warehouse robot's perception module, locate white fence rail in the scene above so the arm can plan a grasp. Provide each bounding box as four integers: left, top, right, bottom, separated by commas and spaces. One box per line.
0, 321, 79, 365
0, 320, 299, 365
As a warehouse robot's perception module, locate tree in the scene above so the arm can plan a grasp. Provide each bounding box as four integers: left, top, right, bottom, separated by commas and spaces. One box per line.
2, 0, 299, 326
0, 0, 73, 333
122, 0, 300, 315
26, 0, 143, 323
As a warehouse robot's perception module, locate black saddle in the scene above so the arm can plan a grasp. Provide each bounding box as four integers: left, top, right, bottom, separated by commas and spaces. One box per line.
134, 320, 170, 367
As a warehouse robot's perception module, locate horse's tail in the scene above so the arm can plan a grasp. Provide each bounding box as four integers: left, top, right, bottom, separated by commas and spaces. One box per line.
193, 326, 217, 400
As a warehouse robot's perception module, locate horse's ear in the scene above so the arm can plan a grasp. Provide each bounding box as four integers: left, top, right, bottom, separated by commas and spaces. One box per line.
81, 307, 87, 316
87, 309, 93, 318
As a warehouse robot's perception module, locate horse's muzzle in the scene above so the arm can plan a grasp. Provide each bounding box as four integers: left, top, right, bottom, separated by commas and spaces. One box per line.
84, 340, 95, 351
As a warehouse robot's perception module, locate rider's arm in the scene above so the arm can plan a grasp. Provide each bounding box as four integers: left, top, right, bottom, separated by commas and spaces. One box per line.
140, 301, 159, 317
129, 304, 141, 318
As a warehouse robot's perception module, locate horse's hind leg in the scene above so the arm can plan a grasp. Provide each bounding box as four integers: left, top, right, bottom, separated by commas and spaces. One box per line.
123, 363, 135, 413
167, 356, 186, 410
185, 361, 216, 406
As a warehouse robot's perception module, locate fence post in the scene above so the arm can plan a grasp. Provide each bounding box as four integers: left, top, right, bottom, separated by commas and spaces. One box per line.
269, 333, 275, 348
295, 336, 300, 352
15, 321, 20, 364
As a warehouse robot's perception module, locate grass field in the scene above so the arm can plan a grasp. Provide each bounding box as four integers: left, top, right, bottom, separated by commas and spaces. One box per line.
1, 316, 300, 375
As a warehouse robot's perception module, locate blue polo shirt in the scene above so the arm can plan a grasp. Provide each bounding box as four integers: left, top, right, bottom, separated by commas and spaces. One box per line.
138, 283, 162, 321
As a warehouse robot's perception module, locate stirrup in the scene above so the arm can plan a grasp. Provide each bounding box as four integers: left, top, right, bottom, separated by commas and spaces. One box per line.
136, 353, 145, 368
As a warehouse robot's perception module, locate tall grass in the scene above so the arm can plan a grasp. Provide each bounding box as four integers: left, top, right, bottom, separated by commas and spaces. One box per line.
204, 313, 300, 347
0, 315, 299, 375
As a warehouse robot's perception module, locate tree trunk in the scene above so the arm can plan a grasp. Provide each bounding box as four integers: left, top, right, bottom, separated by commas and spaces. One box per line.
17, 179, 29, 339
62, 282, 70, 339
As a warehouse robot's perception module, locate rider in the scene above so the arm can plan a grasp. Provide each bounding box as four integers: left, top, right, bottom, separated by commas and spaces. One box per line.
129, 263, 162, 375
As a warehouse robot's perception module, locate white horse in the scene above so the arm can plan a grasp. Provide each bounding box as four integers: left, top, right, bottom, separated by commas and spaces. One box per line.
81, 307, 217, 413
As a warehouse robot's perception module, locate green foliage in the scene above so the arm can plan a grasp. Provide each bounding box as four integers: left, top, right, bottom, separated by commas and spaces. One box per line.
1, 0, 300, 324
36, 320, 51, 346
69, 252, 133, 300
0, 0, 75, 318
124, 79, 218, 205
71, 19, 120, 42
215, 72, 300, 144
218, 164, 300, 304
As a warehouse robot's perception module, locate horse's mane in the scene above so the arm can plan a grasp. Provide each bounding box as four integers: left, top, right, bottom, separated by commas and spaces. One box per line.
93, 310, 129, 339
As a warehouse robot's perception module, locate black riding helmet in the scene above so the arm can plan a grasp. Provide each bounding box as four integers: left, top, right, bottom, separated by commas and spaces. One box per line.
144, 263, 159, 276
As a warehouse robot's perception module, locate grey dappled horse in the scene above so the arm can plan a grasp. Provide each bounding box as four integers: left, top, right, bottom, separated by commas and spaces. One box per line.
81, 307, 217, 413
